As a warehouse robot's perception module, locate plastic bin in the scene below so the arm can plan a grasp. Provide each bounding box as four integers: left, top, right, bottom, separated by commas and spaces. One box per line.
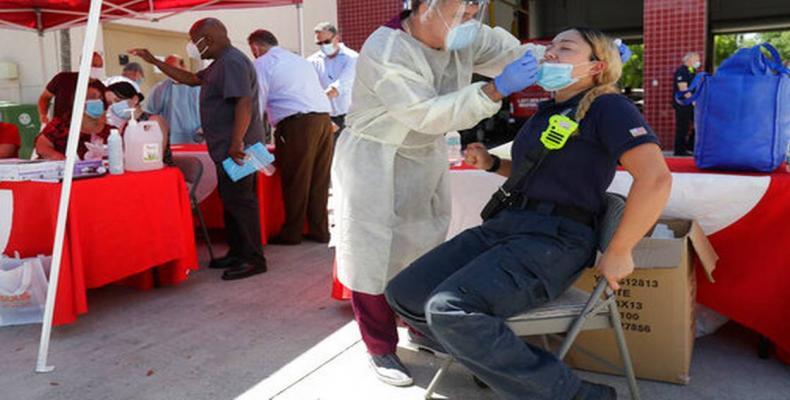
0, 102, 40, 159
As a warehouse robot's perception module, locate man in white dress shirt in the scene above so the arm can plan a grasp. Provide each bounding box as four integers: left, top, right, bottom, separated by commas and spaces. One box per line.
248, 29, 334, 245
307, 22, 358, 139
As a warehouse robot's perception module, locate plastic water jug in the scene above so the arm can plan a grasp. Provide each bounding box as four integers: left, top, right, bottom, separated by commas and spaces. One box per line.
123, 111, 163, 172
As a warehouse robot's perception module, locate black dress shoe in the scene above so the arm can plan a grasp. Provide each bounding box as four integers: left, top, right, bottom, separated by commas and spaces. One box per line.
267, 235, 301, 245
304, 233, 330, 243
221, 260, 267, 281
209, 255, 241, 269
573, 380, 617, 400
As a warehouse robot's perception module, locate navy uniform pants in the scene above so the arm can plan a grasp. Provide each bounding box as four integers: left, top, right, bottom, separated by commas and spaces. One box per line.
386, 209, 596, 400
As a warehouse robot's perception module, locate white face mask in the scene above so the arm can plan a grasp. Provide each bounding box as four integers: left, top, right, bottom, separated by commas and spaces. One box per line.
186, 37, 207, 60
89, 67, 104, 80
320, 43, 337, 56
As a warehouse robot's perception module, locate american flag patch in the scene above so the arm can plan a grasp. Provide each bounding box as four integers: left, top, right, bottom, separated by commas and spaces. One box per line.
629, 127, 648, 137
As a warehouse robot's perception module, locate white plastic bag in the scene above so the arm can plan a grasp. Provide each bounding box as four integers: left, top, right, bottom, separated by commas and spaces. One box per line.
0, 255, 50, 327
695, 302, 729, 338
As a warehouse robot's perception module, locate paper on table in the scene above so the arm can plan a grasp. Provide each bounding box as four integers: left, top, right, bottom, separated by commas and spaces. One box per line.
222, 142, 276, 182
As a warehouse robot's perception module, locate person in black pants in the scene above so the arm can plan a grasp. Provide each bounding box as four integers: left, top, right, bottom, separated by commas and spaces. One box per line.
131, 18, 267, 281
673, 52, 700, 156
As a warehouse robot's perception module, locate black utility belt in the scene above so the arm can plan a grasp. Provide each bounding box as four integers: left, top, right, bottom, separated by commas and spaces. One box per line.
507, 195, 596, 227
281, 112, 330, 124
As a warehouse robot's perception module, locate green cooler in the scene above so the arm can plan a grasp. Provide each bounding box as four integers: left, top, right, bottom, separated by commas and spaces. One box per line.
0, 102, 40, 159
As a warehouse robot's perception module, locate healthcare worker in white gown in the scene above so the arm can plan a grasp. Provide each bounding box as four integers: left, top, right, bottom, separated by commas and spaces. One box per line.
332, 0, 544, 386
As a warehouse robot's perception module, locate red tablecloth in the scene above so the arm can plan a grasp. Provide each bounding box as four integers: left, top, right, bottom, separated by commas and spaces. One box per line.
331, 157, 790, 362
665, 158, 790, 363
1, 168, 198, 325
171, 144, 286, 245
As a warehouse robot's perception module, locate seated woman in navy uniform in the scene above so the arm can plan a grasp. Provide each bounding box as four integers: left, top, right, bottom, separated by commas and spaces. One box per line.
385, 27, 672, 400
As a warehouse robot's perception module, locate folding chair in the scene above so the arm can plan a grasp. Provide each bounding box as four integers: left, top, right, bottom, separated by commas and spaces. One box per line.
172, 155, 215, 261
424, 194, 640, 400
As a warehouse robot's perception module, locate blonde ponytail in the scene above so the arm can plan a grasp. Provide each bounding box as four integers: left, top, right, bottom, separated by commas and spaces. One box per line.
569, 27, 624, 121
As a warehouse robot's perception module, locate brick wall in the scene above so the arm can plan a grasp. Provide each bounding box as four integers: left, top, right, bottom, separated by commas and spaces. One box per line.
643, 0, 707, 149
337, 0, 403, 51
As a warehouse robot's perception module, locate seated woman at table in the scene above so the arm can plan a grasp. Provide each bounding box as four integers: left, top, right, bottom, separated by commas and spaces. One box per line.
385, 27, 672, 400
35, 80, 112, 160
0, 121, 21, 159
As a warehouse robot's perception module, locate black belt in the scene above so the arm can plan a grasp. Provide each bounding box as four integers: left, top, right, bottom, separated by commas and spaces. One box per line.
508, 195, 596, 227
280, 112, 329, 125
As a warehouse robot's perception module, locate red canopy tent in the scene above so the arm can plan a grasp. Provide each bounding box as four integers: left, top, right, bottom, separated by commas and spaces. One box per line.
0, 0, 303, 374
0, 0, 301, 33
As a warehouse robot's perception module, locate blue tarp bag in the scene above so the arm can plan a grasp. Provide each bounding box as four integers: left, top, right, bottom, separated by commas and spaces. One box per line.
676, 43, 790, 172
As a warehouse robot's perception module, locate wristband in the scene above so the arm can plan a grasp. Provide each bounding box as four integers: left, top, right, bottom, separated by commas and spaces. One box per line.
486, 154, 502, 173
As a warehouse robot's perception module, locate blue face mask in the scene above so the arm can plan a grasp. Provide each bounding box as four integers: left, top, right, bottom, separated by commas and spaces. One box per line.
84, 99, 104, 119
320, 43, 336, 56
109, 100, 132, 120
536, 63, 578, 92
444, 20, 480, 51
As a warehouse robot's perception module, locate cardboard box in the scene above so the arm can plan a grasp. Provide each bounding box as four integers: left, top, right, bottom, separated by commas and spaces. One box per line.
564, 219, 718, 384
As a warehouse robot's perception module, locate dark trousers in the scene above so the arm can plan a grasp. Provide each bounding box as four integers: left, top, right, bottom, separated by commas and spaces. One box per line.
351, 291, 399, 356
674, 105, 694, 155
216, 164, 265, 264
275, 113, 334, 242
385, 209, 596, 400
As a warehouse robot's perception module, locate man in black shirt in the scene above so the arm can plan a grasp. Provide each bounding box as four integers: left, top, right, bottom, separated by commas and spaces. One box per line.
131, 18, 267, 281
672, 52, 700, 156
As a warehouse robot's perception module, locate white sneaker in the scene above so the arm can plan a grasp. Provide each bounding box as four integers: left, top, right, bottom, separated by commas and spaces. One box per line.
369, 353, 413, 387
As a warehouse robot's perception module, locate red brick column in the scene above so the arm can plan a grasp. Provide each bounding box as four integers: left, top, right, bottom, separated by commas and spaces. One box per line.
337, 0, 403, 51
643, 0, 707, 149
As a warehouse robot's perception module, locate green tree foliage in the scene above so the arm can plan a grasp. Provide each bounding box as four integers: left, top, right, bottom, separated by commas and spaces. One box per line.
756, 31, 790, 62
620, 43, 643, 89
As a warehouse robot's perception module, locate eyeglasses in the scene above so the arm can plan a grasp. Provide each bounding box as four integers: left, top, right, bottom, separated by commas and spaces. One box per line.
316, 35, 336, 46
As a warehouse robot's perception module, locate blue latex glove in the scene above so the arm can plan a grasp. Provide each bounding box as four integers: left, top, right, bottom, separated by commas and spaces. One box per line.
494, 52, 539, 97
615, 39, 632, 64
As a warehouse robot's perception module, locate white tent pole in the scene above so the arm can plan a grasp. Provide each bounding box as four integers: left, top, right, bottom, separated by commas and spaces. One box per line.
296, 1, 304, 56
36, 9, 48, 86
35, 0, 103, 374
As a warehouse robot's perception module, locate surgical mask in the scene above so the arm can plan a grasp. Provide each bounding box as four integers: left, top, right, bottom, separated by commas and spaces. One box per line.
443, 20, 480, 51
692, 61, 701, 69
536, 63, 576, 91
109, 100, 132, 120
89, 67, 104, 80
320, 43, 336, 56
186, 37, 206, 60
536, 62, 594, 92
84, 99, 105, 119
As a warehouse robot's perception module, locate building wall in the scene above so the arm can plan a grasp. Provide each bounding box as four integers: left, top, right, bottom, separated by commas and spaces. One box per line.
643, 0, 707, 148
336, 0, 402, 51
0, 0, 336, 105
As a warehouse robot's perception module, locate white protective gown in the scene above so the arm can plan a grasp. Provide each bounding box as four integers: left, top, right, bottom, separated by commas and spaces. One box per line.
332, 22, 543, 295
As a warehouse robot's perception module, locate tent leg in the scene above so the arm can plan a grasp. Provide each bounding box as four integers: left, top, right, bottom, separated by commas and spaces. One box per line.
34, 0, 104, 374
297, 2, 304, 56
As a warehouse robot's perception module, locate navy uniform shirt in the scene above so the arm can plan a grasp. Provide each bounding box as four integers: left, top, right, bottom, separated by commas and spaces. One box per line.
511, 92, 660, 213
197, 46, 265, 163
673, 65, 696, 97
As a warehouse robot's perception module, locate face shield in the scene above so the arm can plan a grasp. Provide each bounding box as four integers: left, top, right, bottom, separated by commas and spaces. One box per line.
418, 0, 489, 51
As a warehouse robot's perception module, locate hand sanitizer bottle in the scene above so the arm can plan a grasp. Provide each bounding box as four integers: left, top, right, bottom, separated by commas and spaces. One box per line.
446, 131, 463, 167
108, 129, 124, 175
